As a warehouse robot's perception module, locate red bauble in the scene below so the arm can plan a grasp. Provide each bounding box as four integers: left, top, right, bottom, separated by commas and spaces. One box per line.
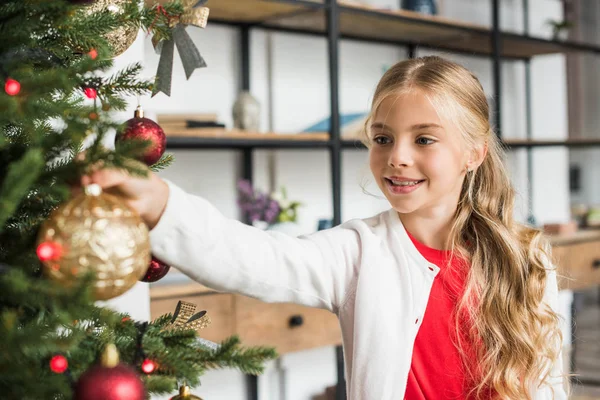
140, 256, 170, 283
74, 364, 145, 400
141, 359, 156, 374
37, 241, 62, 262
116, 106, 166, 166
84, 87, 97, 99
5, 78, 20, 96
50, 355, 68, 374
88, 49, 98, 60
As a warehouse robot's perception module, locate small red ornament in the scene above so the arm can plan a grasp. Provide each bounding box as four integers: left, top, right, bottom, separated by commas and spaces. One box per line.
88, 49, 98, 60
36, 241, 62, 262
141, 359, 156, 374
84, 87, 97, 99
50, 355, 68, 374
116, 106, 166, 166
140, 256, 170, 283
5, 78, 20, 96
74, 344, 145, 400
89, 112, 98, 120
121, 316, 130, 323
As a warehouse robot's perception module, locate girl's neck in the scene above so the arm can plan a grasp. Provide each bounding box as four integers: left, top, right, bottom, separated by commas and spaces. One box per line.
398, 207, 456, 251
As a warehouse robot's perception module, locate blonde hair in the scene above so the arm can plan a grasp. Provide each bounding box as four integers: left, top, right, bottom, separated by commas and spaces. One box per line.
363, 56, 565, 399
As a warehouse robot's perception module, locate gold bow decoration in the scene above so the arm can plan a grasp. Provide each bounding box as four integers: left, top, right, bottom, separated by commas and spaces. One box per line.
151, 0, 209, 97
179, 0, 210, 27
163, 300, 211, 331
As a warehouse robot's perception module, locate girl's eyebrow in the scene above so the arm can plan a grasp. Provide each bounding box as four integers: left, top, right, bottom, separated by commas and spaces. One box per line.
370, 122, 393, 131
370, 122, 444, 131
410, 123, 443, 131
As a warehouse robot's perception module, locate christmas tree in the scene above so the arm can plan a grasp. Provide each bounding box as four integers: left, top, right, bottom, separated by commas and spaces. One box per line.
0, 1, 276, 399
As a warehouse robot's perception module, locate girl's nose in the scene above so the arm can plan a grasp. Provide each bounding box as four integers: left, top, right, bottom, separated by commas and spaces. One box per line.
388, 143, 414, 168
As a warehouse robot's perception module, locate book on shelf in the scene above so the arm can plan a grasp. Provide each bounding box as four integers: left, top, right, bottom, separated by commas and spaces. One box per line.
157, 113, 227, 132
302, 112, 368, 140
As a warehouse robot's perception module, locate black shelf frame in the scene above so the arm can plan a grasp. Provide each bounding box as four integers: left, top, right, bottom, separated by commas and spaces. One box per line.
163, 0, 600, 397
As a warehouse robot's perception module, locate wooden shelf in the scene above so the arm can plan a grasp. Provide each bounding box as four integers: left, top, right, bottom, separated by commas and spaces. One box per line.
207, 0, 324, 23
150, 281, 215, 300
165, 128, 331, 149
549, 229, 600, 247
205, 0, 600, 59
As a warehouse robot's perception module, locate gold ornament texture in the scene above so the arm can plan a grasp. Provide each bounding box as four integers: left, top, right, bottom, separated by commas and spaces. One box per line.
37, 184, 151, 300
84, 0, 139, 56
171, 385, 203, 400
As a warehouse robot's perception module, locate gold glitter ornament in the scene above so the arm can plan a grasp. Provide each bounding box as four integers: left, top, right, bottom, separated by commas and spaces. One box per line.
170, 385, 203, 400
37, 184, 151, 300
83, 0, 139, 56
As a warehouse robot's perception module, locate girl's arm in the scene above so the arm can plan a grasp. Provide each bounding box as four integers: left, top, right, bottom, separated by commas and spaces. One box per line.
149, 180, 361, 313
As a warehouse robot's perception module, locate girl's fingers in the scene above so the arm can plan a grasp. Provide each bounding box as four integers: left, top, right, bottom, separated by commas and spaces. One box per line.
80, 168, 128, 190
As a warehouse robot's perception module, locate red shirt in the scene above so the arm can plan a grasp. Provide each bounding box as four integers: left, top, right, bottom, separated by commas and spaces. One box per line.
404, 231, 475, 400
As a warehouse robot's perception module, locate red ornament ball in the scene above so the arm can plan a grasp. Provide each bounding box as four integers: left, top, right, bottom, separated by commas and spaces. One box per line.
140, 256, 170, 283
141, 359, 156, 374
37, 241, 62, 262
74, 363, 145, 400
84, 87, 97, 99
50, 355, 68, 374
5, 78, 20, 96
116, 107, 166, 166
88, 49, 98, 60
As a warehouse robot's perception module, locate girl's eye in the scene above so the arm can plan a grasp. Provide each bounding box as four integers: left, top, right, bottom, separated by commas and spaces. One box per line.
416, 137, 435, 145
373, 136, 391, 145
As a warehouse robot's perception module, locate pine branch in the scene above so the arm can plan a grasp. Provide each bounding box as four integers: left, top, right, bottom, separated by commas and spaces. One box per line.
0, 148, 45, 233
150, 153, 174, 171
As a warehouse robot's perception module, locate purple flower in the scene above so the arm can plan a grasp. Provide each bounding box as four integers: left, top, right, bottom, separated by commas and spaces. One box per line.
237, 179, 254, 196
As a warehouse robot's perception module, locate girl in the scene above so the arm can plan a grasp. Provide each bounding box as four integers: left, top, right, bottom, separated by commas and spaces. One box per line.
81, 56, 567, 399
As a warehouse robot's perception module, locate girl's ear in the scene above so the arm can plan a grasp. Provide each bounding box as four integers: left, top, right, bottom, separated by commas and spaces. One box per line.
466, 142, 488, 172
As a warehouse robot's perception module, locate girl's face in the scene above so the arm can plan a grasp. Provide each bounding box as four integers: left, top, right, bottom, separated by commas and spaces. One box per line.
369, 89, 473, 216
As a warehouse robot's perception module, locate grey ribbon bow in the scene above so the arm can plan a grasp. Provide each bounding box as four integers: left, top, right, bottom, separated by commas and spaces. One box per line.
152, 0, 209, 97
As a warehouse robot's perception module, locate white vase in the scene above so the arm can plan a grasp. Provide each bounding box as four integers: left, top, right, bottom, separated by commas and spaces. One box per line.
232, 91, 260, 132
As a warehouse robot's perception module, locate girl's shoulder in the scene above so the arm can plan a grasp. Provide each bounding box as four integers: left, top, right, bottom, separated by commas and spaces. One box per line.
331, 209, 398, 249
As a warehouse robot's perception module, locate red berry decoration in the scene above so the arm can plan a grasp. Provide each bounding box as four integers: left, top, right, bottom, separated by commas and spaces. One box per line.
88, 48, 98, 60
5, 78, 20, 96
116, 106, 166, 166
36, 241, 62, 262
141, 359, 156, 374
74, 344, 145, 400
50, 355, 68, 374
140, 256, 171, 283
84, 87, 97, 99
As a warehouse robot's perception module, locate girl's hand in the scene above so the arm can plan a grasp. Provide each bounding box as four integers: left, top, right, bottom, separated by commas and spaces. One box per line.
74, 161, 170, 230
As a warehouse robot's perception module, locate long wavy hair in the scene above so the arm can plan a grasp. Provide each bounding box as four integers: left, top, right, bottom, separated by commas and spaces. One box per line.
362, 56, 565, 399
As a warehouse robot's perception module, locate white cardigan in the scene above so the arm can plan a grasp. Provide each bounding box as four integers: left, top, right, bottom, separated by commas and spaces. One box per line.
150, 180, 567, 399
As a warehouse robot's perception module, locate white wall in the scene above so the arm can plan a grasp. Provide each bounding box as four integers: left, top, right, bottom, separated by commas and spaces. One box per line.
109, 0, 576, 398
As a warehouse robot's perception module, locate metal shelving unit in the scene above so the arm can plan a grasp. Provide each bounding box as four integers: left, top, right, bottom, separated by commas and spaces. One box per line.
163, 1, 600, 398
